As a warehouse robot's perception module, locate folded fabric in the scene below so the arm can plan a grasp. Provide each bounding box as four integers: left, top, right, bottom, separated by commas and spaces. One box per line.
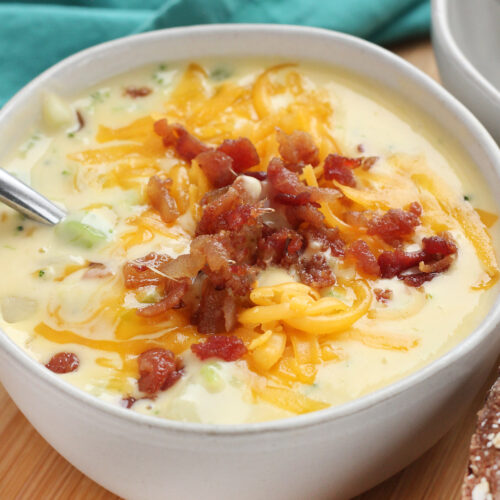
0, 0, 430, 106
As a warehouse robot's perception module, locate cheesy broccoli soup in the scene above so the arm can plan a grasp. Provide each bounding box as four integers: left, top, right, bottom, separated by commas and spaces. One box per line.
0, 60, 498, 424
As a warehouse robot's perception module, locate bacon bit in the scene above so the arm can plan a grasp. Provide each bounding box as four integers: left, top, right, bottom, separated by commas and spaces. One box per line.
303, 226, 345, 257
75, 110, 85, 131
378, 233, 458, 286
124, 86, 152, 98
400, 272, 437, 288
408, 201, 422, 217
284, 204, 325, 229
192, 282, 236, 334
120, 396, 136, 409
83, 262, 112, 279
223, 204, 262, 232
323, 154, 378, 186
174, 125, 211, 161
297, 254, 336, 288
191, 334, 247, 361
160, 253, 205, 282
347, 240, 380, 277
258, 227, 303, 267
367, 205, 421, 246
374, 288, 392, 303
419, 255, 454, 274
267, 157, 338, 204
274, 192, 320, 207
153, 119, 210, 160
276, 129, 320, 168
323, 154, 357, 187
422, 234, 457, 255
137, 348, 182, 395
153, 118, 176, 146
196, 150, 236, 188
45, 352, 79, 374
191, 235, 230, 273
378, 249, 426, 279
244, 171, 267, 181
123, 252, 171, 289
217, 137, 260, 172
137, 278, 190, 317
147, 175, 179, 224
196, 179, 263, 235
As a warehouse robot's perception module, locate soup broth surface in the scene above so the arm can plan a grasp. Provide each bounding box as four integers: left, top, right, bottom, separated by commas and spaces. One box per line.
0, 59, 498, 424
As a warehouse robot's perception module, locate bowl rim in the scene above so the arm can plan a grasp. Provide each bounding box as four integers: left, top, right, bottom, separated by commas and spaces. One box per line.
1, 23, 500, 436
432, 0, 500, 103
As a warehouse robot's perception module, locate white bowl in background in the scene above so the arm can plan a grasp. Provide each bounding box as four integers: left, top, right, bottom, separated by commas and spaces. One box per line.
432, 0, 500, 143
1, 25, 500, 500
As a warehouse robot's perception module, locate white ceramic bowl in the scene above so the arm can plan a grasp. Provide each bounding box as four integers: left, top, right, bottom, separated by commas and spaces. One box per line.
1, 25, 500, 500
432, 0, 500, 143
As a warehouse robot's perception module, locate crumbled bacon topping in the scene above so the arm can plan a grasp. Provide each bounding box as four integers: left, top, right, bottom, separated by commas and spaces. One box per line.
153, 119, 210, 160
123, 252, 171, 289
191, 334, 247, 361
83, 262, 112, 279
137, 348, 183, 394
124, 86, 152, 98
123, 125, 460, 340
196, 150, 236, 188
347, 240, 380, 277
276, 129, 320, 169
297, 254, 336, 288
258, 227, 304, 268
137, 278, 190, 317
367, 205, 422, 246
374, 288, 392, 303
147, 176, 179, 224
45, 352, 79, 374
120, 396, 136, 409
268, 157, 338, 204
323, 153, 378, 186
217, 137, 260, 172
378, 233, 457, 287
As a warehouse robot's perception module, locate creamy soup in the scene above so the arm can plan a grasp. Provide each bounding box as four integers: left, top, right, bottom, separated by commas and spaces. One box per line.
0, 60, 498, 424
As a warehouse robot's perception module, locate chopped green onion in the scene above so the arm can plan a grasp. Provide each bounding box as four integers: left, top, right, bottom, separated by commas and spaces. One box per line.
55, 220, 107, 249
210, 67, 232, 81
200, 363, 225, 393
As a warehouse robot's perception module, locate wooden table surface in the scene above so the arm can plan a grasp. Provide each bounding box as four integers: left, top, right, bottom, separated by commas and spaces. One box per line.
0, 39, 494, 500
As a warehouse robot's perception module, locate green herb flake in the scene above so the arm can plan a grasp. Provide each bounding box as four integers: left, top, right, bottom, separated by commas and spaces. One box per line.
210, 67, 232, 81
62, 170, 70, 175
89, 89, 110, 105
19, 133, 42, 156
67, 132, 75, 138
38, 270, 45, 278
16, 225, 24, 232
464, 195, 471, 201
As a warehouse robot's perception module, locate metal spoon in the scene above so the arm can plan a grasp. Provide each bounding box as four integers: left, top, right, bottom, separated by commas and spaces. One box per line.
0, 168, 66, 225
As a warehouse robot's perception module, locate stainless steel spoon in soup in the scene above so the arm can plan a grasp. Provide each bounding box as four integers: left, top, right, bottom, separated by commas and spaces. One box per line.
0, 168, 66, 225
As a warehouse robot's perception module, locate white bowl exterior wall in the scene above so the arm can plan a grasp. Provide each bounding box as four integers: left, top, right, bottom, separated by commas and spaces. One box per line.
0, 26, 500, 500
432, 0, 500, 143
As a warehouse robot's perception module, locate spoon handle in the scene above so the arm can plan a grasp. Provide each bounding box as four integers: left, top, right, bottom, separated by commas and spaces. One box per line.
0, 168, 66, 225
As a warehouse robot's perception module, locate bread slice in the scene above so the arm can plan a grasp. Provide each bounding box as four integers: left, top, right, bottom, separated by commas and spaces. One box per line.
462, 371, 500, 499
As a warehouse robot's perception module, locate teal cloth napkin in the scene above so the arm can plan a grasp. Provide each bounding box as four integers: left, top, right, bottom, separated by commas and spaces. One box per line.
0, 0, 430, 106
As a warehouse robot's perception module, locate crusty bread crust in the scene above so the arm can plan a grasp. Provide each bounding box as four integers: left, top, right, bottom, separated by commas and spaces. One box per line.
462, 372, 500, 499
